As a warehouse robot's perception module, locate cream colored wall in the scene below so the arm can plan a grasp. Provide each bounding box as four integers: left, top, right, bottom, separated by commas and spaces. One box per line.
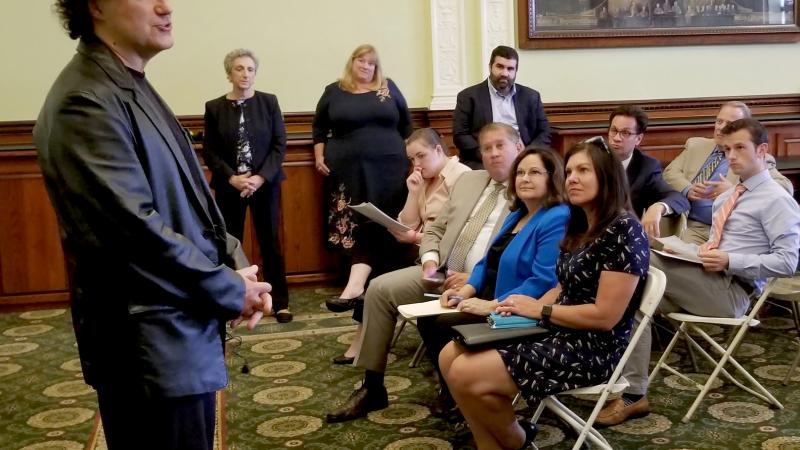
512, 43, 800, 103
1, 0, 798, 122
2, 0, 433, 121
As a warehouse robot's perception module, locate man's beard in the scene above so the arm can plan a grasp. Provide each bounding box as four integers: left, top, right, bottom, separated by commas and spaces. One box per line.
492, 76, 513, 91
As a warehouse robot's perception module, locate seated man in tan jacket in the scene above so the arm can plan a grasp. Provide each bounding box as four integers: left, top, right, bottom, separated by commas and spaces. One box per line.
663, 101, 792, 244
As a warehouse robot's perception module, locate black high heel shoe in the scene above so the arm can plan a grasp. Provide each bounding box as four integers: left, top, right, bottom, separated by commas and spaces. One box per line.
516, 419, 539, 449
332, 354, 355, 365
325, 294, 364, 313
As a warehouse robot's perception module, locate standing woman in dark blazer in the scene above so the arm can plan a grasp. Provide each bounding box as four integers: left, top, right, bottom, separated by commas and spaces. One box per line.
204, 49, 292, 323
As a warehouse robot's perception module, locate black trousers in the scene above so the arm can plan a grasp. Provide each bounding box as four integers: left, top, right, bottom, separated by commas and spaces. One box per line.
215, 182, 289, 311
96, 384, 216, 450
417, 312, 486, 391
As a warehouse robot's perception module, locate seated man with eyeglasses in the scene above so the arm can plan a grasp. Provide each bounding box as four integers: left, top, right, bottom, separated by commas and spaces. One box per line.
607, 105, 689, 239
597, 118, 800, 426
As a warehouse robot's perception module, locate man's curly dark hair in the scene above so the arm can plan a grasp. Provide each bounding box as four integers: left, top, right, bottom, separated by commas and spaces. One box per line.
54, 0, 94, 40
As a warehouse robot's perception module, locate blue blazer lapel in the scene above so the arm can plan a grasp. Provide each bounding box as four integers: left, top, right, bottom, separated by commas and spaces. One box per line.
626, 149, 643, 188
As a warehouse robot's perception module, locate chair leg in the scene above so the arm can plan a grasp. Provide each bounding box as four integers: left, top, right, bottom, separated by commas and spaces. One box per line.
791, 301, 800, 332
649, 322, 685, 384
390, 319, 407, 348
681, 321, 783, 423
786, 301, 800, 385
784, 343, 800, 385
530, 397, 545, 422
409, 342, 426, 368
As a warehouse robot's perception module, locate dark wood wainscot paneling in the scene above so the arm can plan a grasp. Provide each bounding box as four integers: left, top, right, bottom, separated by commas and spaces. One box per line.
0, 148, 70, 306
1, 95, 799, 307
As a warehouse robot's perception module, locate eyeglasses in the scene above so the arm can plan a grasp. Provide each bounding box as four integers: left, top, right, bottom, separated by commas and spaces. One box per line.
516, 168, 549, 178
585, 136, 611, 154
608, 127, 640, 139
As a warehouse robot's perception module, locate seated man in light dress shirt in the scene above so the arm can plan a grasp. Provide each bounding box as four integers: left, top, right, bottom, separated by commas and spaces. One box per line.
597, 118, 800, 426
662, 101, 792, 245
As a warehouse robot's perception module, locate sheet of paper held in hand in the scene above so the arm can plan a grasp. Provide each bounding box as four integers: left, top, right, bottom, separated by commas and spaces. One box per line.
349, 202, 412, 232
398, 299, 460, 319
653, 236, 702, 264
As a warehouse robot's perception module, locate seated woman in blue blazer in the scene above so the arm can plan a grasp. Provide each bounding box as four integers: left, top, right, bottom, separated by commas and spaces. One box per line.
416, 146, 569, 417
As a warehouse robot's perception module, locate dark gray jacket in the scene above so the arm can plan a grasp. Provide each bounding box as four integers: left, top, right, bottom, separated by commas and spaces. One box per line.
34, 39, 247, 397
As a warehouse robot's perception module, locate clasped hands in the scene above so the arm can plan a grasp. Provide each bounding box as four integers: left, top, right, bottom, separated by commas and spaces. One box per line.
421, 261, 468, 292
229, 172, 265, 198
231, 265, 273, 330
687, 174, 732, 202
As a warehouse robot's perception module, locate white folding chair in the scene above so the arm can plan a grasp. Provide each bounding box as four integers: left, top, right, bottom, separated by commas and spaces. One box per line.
528, 266, 667, 450
765, 274, 800, 384
394, 310, 426, 368
648, 278, 784, 423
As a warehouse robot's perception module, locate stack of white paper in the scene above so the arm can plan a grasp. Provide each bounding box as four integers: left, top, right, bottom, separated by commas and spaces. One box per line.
349, 202, 411, 232
653, 236, 702, 264
398, 300, 459, 319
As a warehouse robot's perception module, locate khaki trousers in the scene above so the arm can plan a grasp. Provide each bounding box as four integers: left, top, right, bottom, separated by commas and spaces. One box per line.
354, 265, 430, 373
622, 252, 751, 396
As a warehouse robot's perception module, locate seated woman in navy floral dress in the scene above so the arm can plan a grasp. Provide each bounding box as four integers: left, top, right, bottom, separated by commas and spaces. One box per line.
439, 137, 650, 449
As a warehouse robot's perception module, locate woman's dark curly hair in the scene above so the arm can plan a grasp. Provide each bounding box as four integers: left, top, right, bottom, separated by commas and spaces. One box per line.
54, 0, 95, 40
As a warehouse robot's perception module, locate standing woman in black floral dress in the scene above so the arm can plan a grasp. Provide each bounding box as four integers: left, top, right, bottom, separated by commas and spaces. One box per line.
439, 137, 650, 449
312, 44, 412, 313
203, 49, 292, 323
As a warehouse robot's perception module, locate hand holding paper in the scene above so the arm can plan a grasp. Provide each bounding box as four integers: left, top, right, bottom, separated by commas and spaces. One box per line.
349, 202, 411, 232
653, 236, 702, 264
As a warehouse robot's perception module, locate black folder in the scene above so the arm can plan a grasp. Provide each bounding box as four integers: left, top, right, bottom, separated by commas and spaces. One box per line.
452, 322, 548, 348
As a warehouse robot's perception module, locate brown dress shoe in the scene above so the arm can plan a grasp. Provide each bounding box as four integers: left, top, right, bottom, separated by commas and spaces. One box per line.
325, 385, 388, 423
596, 397, 650, 426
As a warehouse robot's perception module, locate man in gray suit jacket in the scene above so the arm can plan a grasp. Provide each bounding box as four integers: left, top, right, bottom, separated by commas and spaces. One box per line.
663, 101, 793, 244
34, 2, 271, 448
326, 123, 523, 422
452, 46, 550, 169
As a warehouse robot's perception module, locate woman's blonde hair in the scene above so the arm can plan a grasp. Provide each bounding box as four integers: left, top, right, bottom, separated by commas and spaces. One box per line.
339, 44, 385, 92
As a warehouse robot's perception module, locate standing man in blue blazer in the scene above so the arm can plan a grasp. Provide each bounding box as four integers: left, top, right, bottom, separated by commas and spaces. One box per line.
452, 45, 551, 169
34, 1, 272, 449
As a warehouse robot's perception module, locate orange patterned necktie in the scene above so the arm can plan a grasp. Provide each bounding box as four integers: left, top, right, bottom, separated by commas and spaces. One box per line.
701, 183, 747, 251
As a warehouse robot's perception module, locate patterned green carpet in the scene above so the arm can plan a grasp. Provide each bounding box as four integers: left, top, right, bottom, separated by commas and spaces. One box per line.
3, 285, 800, 449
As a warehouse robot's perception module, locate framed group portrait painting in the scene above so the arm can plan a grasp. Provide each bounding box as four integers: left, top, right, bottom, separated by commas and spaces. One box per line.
518, 0, 800, 48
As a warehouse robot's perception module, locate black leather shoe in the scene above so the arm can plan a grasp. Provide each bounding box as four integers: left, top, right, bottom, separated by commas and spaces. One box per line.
332, 355, 355, 365
275, 309, 293, 323
326, 385, 388, 423
516, 420, 539, 450
325, 294, 364, 313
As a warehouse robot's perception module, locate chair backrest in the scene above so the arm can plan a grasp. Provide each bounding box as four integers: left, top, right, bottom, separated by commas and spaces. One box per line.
600, 266, 667, 380
600, 266, 667, 386
638, 266, 667, 320
745, 277, 777, 321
